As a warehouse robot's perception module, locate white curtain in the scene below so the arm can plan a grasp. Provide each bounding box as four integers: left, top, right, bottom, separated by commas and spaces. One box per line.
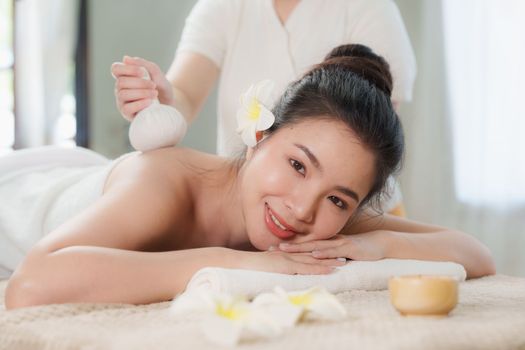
396, 0, 525, 277
15, 0, 79, 147
441, 0, 525, 276
443, 0, 525, 205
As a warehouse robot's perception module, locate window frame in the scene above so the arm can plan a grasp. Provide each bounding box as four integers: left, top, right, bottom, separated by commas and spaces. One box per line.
0, 0, 16, 151
9, 0, 88, 149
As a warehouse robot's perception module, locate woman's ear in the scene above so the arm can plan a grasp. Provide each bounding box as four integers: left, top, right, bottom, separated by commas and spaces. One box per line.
245, 132, 269, 160
246, 147, 255, 160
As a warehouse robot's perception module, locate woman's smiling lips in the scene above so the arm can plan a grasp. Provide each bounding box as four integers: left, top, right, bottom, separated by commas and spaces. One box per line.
264, 203, 297, 239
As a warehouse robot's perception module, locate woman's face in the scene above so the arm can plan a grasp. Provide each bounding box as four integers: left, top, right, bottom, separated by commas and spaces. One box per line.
240, 118, 376, 250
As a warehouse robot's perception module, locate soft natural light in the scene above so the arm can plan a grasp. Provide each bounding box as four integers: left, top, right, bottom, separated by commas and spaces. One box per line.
0, 109, 14, 148
0, 90, 77, 150
0, 49, 13, 69
0, 0, 13, 154
54, 93, 77, 147
0, 70, 14, 151
442, 0, 525, 205
8, 0, 78, 150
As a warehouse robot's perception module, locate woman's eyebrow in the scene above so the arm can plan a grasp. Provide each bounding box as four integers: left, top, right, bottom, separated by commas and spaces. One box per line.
294, 143, 322, 171
335, 186, 360, 203
293, 143, 360, 203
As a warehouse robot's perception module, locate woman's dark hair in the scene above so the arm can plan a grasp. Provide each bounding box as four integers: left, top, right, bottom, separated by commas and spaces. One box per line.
266, 44, 404, 210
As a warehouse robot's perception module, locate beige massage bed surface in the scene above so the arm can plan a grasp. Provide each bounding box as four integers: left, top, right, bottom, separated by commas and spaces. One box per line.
1, 275, 524, 350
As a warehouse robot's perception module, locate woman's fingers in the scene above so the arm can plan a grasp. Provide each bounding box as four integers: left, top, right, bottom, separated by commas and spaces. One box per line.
279, 239, 344, 253
292, 262, 335, 275
247, 251, 344, 276
288, 253, 346, 267
312, 246, 349, 259
314, 257, 347, 266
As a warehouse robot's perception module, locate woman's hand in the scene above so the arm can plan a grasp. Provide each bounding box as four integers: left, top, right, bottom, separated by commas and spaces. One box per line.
237, 250, 346, 275
278, 231, 390, 261
111, 56, 175, 121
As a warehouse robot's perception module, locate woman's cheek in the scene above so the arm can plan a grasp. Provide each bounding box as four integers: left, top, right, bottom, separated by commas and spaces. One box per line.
259, 163, 295, 194
315, 207, 349, 238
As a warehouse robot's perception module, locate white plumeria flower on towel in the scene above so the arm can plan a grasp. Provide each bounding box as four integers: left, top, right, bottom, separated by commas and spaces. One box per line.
236, 79, 276, 147
253, 286, 347, 322
170, 290, 283, 346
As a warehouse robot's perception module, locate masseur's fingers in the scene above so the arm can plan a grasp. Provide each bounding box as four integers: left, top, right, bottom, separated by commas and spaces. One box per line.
122, 56, 174, 101
120, 99, 154, 120
123, 56, 163, 82
116, 88, 158, 105
111, 61, 148, 81
122, 56, 175, 107
115, 76, 156, 91
112, 61, 158, 121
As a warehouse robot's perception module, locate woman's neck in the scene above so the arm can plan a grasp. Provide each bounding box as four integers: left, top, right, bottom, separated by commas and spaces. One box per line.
191, 158, 253, 250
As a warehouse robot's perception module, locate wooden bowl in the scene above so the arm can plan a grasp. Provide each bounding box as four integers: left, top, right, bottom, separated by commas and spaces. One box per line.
389, 275, 458, 317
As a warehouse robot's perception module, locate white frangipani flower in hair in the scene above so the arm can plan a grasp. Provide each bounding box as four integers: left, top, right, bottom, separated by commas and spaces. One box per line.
236, 79, 276, 147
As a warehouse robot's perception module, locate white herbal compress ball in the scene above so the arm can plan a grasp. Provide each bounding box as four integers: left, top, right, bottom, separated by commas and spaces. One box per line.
128, 68, 187, 152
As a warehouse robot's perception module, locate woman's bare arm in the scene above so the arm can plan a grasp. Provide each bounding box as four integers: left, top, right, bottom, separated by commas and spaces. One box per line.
281, 211, 496, 279
5, 244, 342, 310
5, 244, 239, 309
5, 152, 337, 309
352, 213, 496, 278
5, 153, 191, 308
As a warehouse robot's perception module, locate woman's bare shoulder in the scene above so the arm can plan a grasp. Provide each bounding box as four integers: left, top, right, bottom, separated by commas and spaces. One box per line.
104, 147, 223, 193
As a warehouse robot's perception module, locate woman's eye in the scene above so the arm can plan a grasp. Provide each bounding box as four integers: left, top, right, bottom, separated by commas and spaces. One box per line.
289, 159, 305, 175
328, 196, 347, 210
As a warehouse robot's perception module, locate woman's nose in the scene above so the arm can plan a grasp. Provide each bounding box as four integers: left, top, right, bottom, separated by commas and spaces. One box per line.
285, 192, 319, 224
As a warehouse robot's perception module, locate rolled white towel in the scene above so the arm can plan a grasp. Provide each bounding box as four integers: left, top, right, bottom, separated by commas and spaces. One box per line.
185, 259, 466, 297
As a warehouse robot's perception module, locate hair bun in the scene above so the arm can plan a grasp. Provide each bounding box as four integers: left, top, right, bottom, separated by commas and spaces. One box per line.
323, 44, 393, 98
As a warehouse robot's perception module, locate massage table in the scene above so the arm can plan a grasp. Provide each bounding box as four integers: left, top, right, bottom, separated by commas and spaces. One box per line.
1, 275, 524, 349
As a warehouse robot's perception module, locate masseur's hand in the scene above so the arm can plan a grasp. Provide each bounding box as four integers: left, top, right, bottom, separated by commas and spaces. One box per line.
278, 231, 389, 261
239, 250, 346, 275
111, 56, 175, 121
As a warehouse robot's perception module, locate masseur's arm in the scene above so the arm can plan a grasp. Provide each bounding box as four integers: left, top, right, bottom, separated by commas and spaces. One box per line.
112, 52, 219, 123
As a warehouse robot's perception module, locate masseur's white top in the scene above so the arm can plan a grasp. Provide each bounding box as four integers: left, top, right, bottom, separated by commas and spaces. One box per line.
177, 0, 416, 156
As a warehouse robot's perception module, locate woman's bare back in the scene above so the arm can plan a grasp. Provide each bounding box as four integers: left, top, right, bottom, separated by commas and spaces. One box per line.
102, 147, 237, 252
15, 147, 228, 259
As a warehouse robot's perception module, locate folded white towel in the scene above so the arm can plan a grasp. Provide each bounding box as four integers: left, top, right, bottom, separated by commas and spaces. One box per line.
185, 259, 466, 297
